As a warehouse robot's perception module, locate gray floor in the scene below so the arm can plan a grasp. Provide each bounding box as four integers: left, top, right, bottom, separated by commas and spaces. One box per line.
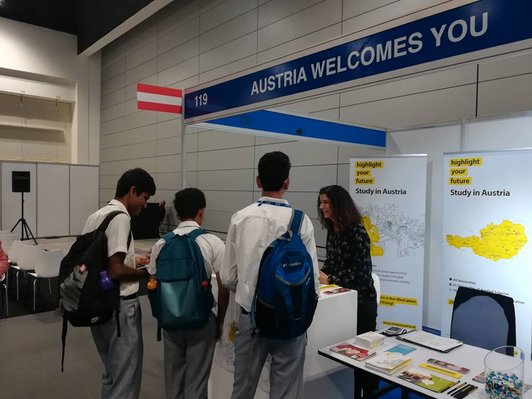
0, 296, 166, 398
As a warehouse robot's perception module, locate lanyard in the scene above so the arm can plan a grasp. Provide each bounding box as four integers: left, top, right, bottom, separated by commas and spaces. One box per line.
256, 200, 290, 208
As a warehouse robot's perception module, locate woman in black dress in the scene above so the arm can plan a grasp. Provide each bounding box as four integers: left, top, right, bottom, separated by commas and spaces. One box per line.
318, 185, 379, 396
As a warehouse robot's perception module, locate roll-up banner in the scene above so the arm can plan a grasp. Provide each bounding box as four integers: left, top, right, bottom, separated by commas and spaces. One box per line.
441, 150, 532, 357
350, 156, 427, 330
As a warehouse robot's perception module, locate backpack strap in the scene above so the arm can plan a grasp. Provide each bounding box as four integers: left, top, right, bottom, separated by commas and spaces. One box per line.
61, 315, 68, 372
187, 228, 206, 241
98, 210, 132, 249
288, 209, 304, 236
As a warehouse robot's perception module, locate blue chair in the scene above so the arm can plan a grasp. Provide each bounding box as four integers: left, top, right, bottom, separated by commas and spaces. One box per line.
450, 286, 516, 350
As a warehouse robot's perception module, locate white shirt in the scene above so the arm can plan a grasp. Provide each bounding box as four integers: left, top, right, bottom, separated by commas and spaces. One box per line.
221, 196, 320, 312
147, 220, 225, 279
82, 199, 137, 297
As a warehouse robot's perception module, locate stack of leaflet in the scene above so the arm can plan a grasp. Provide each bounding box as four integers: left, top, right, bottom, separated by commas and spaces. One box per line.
365, 351, 412, 375
355, 331, 385, 349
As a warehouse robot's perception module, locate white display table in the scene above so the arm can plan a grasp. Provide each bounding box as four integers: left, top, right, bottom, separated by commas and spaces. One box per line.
208, 288, 358, 399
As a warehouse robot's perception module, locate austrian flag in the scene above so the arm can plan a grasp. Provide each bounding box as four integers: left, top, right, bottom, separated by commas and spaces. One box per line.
137, 83, 182, 114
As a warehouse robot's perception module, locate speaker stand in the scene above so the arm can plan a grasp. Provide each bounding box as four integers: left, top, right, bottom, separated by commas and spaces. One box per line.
10, 192, 37, 245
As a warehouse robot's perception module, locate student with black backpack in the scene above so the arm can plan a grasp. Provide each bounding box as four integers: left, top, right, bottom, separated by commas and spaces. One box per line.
79, 168, 155, 399
146, 188, 229, 399
221, 151, 320, 399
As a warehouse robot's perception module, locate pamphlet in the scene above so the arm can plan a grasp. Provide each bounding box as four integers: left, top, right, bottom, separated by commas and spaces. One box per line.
386, 344, 416, 355
397, 330, 462, 353
322, 287, 352, 295
427, 358, 470, 374
398, 367, 458, 393
330, 342, 376, 361
365, 352, 412, 375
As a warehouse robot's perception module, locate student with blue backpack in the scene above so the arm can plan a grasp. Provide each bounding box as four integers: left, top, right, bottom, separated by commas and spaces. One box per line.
147, 188, 229, 399
221, 151, 320, 399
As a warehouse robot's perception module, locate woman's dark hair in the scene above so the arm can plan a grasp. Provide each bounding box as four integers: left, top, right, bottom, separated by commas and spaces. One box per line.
173, 187, 206, 220
115, 168, 156, 197
317, 185, 362, 232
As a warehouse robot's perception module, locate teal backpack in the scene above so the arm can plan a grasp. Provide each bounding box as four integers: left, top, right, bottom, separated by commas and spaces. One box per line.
148, 229, 213, 340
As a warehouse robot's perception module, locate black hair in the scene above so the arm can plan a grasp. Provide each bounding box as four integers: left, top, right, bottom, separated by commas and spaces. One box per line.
317, 185, 362, 232
115, 168, 156, 198
173, 187, 206, 220
258, 151, 291, 191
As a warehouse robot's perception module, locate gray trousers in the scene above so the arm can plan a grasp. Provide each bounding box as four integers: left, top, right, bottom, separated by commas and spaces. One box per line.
91, 297, 143, 399
163, 313, 216, 399
231, 313, 306, 399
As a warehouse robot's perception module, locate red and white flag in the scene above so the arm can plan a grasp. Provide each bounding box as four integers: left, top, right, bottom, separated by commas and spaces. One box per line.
137, 83, 182, 114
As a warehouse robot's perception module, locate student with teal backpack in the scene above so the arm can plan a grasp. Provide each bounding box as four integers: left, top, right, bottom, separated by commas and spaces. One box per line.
147, 188, 229, 399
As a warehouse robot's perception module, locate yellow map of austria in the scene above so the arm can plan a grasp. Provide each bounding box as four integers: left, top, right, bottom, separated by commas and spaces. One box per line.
446, 220, 528, 261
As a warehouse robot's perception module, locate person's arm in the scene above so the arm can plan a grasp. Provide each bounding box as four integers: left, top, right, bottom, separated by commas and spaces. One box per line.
215, 272, 229, 340
108, 252, 149, 281
220, 220, 238, 291
301, 216, 320, 295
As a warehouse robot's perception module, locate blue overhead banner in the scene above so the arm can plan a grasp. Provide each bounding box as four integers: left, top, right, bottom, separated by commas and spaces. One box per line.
207, 110, 386, 147
185, 0, 532, 120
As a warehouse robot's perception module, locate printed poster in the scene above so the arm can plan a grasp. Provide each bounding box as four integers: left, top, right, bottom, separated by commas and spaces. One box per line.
441, 150, 532, 357
350, 156, 427, 330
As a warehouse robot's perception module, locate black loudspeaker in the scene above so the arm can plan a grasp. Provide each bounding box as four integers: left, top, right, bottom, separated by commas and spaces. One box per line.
12, 171, 30, 193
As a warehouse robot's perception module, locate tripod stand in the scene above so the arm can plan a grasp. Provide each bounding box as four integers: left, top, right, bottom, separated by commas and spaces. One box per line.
10, 192, 37, 244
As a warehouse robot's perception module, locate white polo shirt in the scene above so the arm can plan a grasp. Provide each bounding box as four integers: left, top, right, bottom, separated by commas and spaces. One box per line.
221, 196, 320, 312
82, 199, 137, 297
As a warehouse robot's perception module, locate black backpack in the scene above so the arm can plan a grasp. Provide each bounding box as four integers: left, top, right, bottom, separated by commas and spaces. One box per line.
59, 210, 131, 371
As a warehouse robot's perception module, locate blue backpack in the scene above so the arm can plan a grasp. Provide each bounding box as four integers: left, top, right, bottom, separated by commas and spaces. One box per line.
251, 209, 318, 339
148, 229, 213, 340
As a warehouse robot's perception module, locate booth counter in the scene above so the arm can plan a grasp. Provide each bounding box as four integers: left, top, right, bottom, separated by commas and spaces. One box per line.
208, 288, 358, 399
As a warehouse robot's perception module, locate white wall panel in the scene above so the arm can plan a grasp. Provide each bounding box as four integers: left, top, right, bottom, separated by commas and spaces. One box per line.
37, 163, 69, 237
200, 0, 256, 33
258, 0, 341, 52
255, 141, 338, 166
340, 85, 477, 129
126, 40, 157, 70
69, 165, 99, 235
199, 55, 257, 84
101, 88, 126, 110
126, 58, 157, 86
158, 37, 200, 72
477, 74, 532, 118
102, 59, 126, 83
158, 18, 200, 55
257, 24, 341, 64
125, 110, 157, 131
158, 57, 199, 87
258, 0, 323, 28
479, 52, 532, 81
157, 137, 181, 156
200, 9, 257, 53
464, 115, 532, 151
199, 33, 257, 73
101, 102, 126, 122
204, 190, 254, 212
289, 164, 337, 193
197, 130, 254, 151
197, 147, 255, 171
198, 169, 255, 191
342, 0, 395, 21
102, 73, 126, 96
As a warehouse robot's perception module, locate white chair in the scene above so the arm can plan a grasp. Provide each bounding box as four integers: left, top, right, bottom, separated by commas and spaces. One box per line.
28, 249, 63, 312
372, 272, 381, 304
0, 232, 18, 254
11, 242, 42, 300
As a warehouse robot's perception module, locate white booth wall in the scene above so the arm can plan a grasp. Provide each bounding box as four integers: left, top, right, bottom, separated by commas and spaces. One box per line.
0, 162, 99, 237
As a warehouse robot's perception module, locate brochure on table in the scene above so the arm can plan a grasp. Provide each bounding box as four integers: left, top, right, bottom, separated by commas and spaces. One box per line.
441, 150, 532, 357
350, 156, 426, 330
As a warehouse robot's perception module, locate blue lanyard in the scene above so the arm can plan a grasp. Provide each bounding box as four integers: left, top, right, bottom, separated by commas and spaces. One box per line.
257, 200, 290, 208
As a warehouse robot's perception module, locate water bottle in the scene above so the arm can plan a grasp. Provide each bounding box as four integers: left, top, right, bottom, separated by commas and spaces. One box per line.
99, 271, 114, 291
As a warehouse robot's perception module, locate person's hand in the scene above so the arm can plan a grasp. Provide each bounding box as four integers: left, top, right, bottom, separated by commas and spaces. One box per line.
319, 271, 329, 284
135, 255, 149, 267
